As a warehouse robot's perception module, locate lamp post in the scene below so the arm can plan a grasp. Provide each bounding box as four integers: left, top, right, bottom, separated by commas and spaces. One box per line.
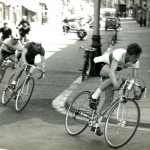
90, 0, 101, 76
146, 0, 150, 26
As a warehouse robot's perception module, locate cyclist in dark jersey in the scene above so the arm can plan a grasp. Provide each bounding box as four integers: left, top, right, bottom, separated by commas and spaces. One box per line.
0, 22, 12, 43
18, 16, 30, 28
10, 39, 46, 89
19, 22, 30, 44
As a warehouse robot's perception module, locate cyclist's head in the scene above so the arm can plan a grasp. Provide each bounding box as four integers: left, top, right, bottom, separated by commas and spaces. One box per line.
31, 37, 42, 49
22, 15, 27, 20
22, 22, 28, 28
126, 43, 142, 64
4, 22, 8, 26
11, 31, 20, 44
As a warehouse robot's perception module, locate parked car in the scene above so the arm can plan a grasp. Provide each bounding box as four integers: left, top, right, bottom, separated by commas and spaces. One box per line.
105, 17, 118, 30
67, 17, 83, 30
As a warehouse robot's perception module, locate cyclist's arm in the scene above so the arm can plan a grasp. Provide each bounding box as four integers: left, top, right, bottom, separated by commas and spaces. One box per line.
40, 55, 46, 72
22, 48, 28, 64
109, 58, 119, 87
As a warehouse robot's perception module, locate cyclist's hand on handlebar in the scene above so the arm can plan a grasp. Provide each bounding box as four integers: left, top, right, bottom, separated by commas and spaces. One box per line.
112, 84, 120, 91
134, 91, 140, 100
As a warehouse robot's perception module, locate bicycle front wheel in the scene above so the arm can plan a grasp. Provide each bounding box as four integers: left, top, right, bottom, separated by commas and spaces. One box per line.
2, 74, 15, 105
65, 91, 92, 136
104, 98, 140, 148
0, 67, 6, 83
15, 77, 34, 112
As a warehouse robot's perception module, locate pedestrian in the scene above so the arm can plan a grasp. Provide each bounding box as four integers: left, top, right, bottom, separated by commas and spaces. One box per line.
139, 12, 143, 27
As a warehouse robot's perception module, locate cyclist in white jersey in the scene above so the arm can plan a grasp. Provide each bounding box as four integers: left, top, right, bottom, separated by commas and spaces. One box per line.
89, 43, 142, 135
0, 31, 22, 66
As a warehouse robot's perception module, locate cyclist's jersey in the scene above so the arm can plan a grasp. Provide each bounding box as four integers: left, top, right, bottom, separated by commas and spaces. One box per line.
63, 19, 69, 23
19, 27, 30, 37
2, 38, 22, 53
0, 27, 12, 40
94, 48, 139, 69
18, 20, 30, 27
24, 42, 45, 62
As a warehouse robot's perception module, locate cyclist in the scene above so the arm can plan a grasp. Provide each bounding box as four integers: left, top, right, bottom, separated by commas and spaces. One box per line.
0, 30, 22, 66
19, 22, 30, 44
18, 16, 30, 29
89, 43, 142, 135
62, 17, 70, 32
0, 22, 12, 44
9, 38, 46, 89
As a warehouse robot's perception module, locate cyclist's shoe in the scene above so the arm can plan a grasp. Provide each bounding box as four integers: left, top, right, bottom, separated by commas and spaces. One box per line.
89, 97, 98, 110
8, 84, 16, 90
91, 126, 103, 136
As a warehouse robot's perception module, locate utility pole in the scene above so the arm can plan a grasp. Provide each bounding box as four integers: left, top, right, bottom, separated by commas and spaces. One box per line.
90, 0, 101, 76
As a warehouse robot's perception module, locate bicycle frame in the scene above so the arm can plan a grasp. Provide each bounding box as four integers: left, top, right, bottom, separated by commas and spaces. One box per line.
89, 77, 146, 126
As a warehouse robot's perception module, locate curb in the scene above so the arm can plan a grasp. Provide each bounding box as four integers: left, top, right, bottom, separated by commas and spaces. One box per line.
52, 76, 82, 115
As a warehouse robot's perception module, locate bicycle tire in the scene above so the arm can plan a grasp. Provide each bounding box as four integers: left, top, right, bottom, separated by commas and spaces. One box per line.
0, 66, 6, 83
82, 59, 89, 82
111, 36, 116, 46
15, 77, 34, 112
64, 26, 67, 35
2, 74, 15, 105
65, 91, 91, 136
104, 98, 140, 148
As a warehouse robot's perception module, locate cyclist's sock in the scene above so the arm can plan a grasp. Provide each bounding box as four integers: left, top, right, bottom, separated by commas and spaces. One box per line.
11, 81, 17, 85
92, 88, 102, 100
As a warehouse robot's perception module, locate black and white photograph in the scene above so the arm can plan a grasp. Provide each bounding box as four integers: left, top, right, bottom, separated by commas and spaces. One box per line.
0, 0, 150, 150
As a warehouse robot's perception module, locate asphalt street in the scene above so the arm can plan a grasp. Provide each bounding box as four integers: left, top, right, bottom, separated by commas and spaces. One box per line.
0, 23, 150, 150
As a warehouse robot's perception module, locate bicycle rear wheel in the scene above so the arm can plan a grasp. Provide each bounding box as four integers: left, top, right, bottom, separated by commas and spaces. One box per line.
82, 59, 89, 82
0, 66, 6, 83
2, 74, 15, 105
104, 98, 140, 148
15, 77, 34, 112
65, 91, 92, 136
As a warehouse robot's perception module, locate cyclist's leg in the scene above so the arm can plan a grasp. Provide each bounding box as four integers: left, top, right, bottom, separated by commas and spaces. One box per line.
0, 50, 12, 66
99, 82, 114, 115
91, 64, 120, 100
10, 64, 25, 87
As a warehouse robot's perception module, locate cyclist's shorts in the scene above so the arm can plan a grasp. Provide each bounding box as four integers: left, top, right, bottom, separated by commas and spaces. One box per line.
95, 62, 106, 77
1, 50, 14, 58
95, 62, 122, 76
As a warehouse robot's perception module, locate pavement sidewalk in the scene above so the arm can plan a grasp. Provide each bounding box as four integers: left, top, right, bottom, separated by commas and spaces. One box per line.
65, 18, 150, 128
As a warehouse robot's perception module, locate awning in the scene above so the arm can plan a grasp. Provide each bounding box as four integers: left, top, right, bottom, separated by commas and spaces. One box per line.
22, 3, 46, 12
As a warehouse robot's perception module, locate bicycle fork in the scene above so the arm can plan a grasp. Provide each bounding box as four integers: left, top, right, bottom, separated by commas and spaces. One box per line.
117, 98, 126, 127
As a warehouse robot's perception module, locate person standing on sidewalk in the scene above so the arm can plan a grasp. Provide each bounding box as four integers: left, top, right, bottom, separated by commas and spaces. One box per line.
139, 12, 143, 27
89, 43, 142, 135
143, 14, 146, 27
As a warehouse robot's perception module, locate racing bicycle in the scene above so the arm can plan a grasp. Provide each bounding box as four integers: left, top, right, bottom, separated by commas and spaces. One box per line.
2, 64, 44, 112
65, 77, 146, 148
